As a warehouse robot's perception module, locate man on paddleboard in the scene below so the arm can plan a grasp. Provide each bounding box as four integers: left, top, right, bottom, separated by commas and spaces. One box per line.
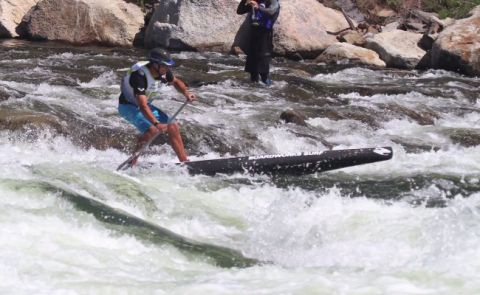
118, 48, 196, 165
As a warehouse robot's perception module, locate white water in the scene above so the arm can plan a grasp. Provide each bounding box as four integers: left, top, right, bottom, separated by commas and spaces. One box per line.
1, 45, 479, 294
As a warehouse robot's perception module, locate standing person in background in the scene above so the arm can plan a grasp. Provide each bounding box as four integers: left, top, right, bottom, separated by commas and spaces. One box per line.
237, 0, 280, 86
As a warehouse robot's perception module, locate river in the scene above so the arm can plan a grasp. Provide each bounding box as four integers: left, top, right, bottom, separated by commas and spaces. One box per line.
0, 40, 479, 294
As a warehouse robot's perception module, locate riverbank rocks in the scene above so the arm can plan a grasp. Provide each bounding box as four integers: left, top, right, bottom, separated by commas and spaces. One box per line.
0, 0, 40, 37
23, 0, 143, 47
144, 0, 244, 52
316, 43, 386, 67
365, 30, 426, 69
431, 6, 480, 76
338, 31, 365, 46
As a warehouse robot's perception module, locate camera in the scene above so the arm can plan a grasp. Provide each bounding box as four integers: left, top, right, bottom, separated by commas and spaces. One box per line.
251, 3, 265, 26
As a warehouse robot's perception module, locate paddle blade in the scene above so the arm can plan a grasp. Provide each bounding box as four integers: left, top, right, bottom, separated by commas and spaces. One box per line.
116, 155, 136, 171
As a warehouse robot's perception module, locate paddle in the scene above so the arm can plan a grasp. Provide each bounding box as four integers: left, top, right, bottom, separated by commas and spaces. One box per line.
117, 100, 189, 171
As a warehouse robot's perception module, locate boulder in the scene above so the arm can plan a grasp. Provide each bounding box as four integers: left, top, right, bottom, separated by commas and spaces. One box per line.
145, 0, 349, 58
0, 0, 40, 38
365, 30, 426, 69
144, 0, 244, 52
272, 0, 349, 58
431, 6, 480, 76
23, 0, 143, 47
316, 43, 386, 67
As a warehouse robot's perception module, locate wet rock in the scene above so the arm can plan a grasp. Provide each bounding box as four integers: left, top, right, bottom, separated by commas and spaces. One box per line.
0, 87, 10, 101
0, 0, 40, 38
385, 103, 439, 125
365, 30, 426, 69
391, 139, 441, 153
280, 110, 307, 126
448, 128, 480, 147
75, 125, 135, 151
281, 83, 323, 103
0, 108, 67, 134
0, 85, 28, 101
181, 124, 253, 156
23, 0, 143, 47
341, 109, 381, 128
0, 107, 135, 151
431, 6, 480, 76
289, 69, 312, 79
316, 43, 386, 67
320, 107, 382, 129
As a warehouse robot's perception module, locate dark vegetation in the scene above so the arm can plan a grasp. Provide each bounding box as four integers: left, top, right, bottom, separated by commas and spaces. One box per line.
356, 0, 480, 18
421, 0, 480, 18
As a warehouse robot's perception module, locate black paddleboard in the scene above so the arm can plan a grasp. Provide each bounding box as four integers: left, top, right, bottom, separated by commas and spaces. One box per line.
183, 147, 393, 176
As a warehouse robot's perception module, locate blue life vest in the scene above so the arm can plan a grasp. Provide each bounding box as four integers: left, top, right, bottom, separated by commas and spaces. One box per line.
251, 0, 279, 30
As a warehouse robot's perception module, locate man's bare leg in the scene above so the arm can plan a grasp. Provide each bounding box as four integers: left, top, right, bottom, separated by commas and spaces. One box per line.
131, 126, 159, 166
130, 123, 187, 165
167, 123, 188, 162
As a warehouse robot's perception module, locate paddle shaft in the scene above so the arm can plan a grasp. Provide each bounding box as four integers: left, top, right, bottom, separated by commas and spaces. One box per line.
117, 100, 189, 171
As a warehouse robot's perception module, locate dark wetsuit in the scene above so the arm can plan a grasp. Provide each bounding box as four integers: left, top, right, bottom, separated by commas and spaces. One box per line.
237, 0, 280, 84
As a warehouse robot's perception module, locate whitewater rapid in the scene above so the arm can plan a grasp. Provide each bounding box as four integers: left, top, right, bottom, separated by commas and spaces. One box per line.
0, 40, 479, 294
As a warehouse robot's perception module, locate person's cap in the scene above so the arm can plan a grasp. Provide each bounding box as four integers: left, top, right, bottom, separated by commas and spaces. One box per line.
148, 48, 175, 66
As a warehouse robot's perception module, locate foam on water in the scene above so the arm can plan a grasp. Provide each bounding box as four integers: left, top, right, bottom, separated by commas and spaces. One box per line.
1, 129, 479, 294
312, 67, 387, 84
341, 91, 467, 110
257, 125, 328, 154
0, 182, 221, 293
79, 71, 119, 88
244, 187, 480, 266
